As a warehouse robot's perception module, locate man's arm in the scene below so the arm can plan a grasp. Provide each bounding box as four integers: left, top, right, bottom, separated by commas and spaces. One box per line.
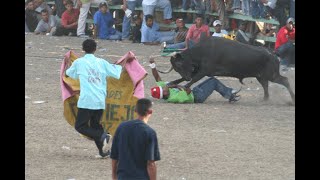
149, 58, 162, 82
111, 159, 118, 180
122, 0, 127, 11
147, 160, 157, 180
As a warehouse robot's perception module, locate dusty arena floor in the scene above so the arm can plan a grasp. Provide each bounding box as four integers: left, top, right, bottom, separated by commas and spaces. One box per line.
25, 34, 295, 180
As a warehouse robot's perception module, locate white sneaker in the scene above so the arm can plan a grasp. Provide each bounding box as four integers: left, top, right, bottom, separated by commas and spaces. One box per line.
102, 133, 112, 153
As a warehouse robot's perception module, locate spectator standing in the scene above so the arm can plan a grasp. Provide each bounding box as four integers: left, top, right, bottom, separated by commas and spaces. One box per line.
93, 2, 122, 40
77, 0, 104, 38
34, 9, 57, 35
142, 0, 173, 24
110, 98, 160, 180
121, 0, 142, 42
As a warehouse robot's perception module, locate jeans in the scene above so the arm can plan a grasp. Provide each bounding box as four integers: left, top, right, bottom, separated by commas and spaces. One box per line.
242, 0, 250, 15
107, 30, 122, 40
166, 39, 196, 49
75, 108, 105, 143
157, 31, 176, 44
290, 0, 295, 18
232, 0, 240, 9
122, 0, 142, 39
276, 41, 295, 66
182, 0, 190, 10
142, 0, 172, 20
251, 0, 266, 18
192, 77, 233, 103
190, 0, 206, 15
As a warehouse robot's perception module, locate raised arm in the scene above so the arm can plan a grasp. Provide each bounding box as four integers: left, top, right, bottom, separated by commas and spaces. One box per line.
149, 58, 162, 82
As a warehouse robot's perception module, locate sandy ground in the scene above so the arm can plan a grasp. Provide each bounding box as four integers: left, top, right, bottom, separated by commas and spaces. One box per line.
25, 34, 295, 180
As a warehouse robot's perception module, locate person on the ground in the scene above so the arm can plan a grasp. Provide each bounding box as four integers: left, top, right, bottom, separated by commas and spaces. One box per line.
25, 0, 40, 32
93, 1, 122, 40
275, 17, 295, 68
65, 39, 132, 157
141, 14, 176, 45
34, 9, 57, 35
148, 58, 241, 103
164, 15, 210, 50
110, 98, 160, 180
54, 0, 80, 36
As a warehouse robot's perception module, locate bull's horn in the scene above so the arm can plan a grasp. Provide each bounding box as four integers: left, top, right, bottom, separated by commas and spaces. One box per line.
157, 66, 173, 74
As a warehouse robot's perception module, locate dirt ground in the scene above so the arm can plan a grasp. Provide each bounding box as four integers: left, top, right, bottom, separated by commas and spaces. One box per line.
25, 34, 295, 180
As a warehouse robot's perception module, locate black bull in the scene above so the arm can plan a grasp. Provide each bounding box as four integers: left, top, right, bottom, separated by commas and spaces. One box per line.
160, 37, 295, 103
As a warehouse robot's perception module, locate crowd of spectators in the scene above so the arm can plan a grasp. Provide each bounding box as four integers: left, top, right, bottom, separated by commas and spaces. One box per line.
25, 0, 295, 68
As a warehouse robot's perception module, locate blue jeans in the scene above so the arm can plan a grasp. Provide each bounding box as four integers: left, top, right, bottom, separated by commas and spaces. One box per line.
166, 40, 196, 49
276, 41, 295, 66
242, 0, 250, 15
251, 0, 266, 18
157, 31, 176, 44
232, 0, 241, 9
190, 0, 206, 15
182, 0, 190, 10
192, 77, 233, 103
290, 0, 295, 18
142, 0, 172, 20
107, 30, 122, 40
122, 0, 142, 40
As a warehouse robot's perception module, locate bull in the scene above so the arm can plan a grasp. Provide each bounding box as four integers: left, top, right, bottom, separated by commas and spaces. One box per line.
159, 36, 295, 103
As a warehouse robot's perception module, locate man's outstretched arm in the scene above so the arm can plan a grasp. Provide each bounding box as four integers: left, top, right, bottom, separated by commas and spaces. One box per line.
149, 58, 162, 82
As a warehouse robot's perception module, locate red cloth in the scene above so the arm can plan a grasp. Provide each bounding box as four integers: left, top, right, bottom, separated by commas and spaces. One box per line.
275, 26, 295, 50
61, 8, 80, 29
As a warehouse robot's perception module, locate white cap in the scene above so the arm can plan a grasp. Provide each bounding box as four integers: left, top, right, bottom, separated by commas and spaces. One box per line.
213, 20, 222, 27
286, 17, 295, 24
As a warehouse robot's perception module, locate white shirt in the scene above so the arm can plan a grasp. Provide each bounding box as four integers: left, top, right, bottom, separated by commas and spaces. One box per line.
212, 30, 228, 37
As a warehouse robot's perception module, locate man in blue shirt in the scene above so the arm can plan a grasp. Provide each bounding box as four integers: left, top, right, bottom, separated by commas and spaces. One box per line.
66, 39, 131, 157
93, 1, 122, 40
141, 14, 175, 45
111, 98, 160, 180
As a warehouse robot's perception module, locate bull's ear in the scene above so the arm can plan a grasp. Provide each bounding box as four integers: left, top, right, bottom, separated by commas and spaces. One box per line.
174, 53, 182, 59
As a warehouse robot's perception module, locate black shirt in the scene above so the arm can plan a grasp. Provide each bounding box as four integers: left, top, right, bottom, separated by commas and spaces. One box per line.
25, 9, 39, 32
110, 119, 160, 180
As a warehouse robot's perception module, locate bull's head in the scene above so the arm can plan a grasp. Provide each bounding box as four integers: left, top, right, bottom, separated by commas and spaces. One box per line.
170, 53, 193, 81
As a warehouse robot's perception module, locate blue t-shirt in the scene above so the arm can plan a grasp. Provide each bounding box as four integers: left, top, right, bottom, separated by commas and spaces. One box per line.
110, 119, 161, 180
93, 10, 116, 39
141, 22, 160, 43
66, 54, 122, 110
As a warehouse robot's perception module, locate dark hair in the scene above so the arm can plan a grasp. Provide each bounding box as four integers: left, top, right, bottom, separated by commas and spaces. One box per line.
135, 98, 152, 116
145, 14, 153, 22
41, 9, 48, 14
65, 0, 74, 6
26, 0, 33, 5
82, 39, 97, 53
195, 14, 203, 19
